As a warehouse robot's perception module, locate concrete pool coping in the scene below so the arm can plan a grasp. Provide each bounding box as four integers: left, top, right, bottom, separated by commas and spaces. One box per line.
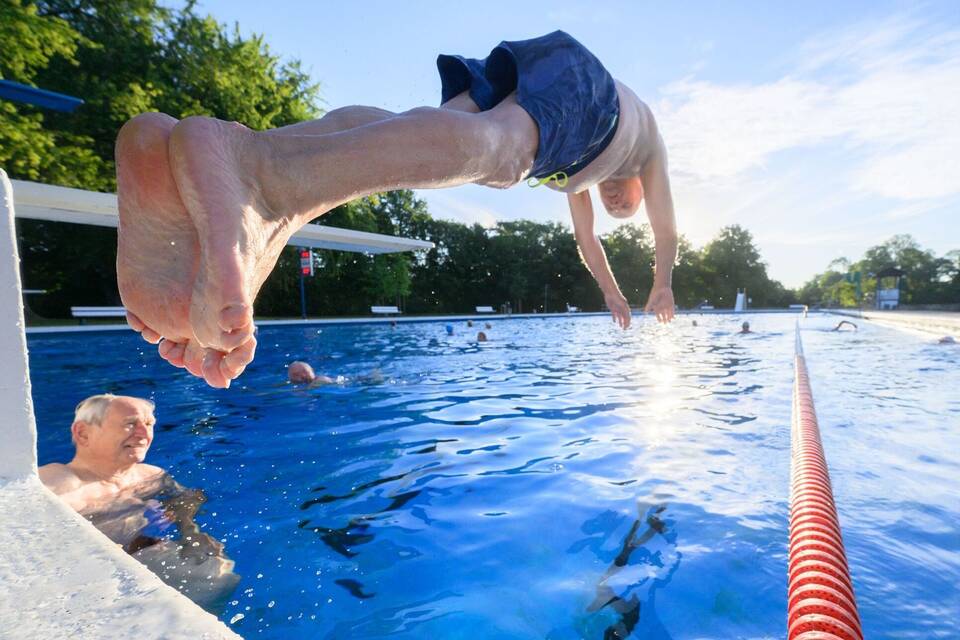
1, 170, 240, 639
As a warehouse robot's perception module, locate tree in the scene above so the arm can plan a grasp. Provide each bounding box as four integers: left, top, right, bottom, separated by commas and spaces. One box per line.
4, 0, 322, 315
798, 234, 958, 308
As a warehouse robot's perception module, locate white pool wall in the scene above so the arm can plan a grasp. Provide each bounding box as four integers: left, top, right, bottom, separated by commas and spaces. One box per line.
0, 169, 240, 639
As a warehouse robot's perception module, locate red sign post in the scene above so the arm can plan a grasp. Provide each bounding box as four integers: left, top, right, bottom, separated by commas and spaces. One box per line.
298, 248, 313, 319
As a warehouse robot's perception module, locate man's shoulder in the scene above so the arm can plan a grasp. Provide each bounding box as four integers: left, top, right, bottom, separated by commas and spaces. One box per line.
38, 463, 82, 494
136, 463, 168, 483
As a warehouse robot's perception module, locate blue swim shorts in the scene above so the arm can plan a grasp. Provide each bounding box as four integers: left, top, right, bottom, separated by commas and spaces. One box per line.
437, 30, 620, 180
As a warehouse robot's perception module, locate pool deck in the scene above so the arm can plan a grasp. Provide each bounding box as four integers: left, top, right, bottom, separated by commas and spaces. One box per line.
829, 309, 960, 337
0, 477, 240, 639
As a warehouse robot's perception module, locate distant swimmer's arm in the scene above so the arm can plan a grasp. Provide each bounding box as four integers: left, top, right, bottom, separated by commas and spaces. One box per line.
640, 118, 677, 324
568, 190, 631, 329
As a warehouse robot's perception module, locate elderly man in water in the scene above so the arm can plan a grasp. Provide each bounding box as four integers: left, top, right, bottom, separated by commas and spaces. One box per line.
39, 394, 239, 612
115, 30, 678, 389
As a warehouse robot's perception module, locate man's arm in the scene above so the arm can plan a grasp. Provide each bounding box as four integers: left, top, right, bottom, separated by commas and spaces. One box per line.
641, 131, 677, 323
154, 473, 223, 559
567, 190, 632, 329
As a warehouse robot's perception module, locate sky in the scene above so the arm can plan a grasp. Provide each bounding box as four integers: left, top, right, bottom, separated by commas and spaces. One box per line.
175, 0, 959, 287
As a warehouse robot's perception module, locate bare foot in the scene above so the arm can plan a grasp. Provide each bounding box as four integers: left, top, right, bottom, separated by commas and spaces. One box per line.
116, 113, 255, 387
168, 116, 297, 354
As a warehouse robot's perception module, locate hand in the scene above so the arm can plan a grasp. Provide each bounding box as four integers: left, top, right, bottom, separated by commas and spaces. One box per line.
604, 291, 632, 329
644, 286, 675, 323
179, 532, 224, 563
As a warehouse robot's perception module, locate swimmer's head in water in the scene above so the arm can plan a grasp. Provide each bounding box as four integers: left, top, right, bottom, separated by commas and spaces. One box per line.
288, 360, 316, 384
598, 177, 643, 219
741, 321, 751, 332
72, 394, 156, 464
939, 335, 956, 344
477, 331, 488, 342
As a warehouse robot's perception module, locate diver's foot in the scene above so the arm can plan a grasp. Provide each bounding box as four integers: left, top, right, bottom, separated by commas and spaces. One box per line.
168, 116, 295, 355
116, 113, 254, 388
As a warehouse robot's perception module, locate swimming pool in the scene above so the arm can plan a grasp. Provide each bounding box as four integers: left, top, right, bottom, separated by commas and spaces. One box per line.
29, 314, 960, 638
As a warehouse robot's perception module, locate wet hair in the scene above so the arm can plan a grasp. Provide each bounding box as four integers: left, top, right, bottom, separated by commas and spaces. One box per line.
73, 394, 154, 444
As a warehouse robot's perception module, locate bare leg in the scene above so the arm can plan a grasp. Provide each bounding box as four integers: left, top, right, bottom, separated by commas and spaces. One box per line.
166, 94, 536, 357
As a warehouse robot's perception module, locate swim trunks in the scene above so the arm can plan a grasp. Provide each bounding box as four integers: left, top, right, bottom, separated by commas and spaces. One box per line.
437, 30, 620, 180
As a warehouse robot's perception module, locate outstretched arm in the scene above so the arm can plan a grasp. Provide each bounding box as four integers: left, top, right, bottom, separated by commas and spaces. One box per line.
641, 132, 678, 323
568, 191, 632, 329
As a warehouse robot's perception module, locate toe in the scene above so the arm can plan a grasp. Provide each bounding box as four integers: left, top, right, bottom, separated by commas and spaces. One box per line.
159, 340, 187, 368
141, 326, 163, 344
201, 349, 230, 389
126, 311, 146, 332
220, 336, 257, 381
218, 322, 255, 351
219, 303, 253, 333
182, 341, 207, 378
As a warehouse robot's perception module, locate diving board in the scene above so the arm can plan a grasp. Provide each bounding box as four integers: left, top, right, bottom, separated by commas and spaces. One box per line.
11, 179, 435, 254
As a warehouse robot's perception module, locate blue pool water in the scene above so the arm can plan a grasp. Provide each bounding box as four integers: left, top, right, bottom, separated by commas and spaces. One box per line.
29, 314, 960, 639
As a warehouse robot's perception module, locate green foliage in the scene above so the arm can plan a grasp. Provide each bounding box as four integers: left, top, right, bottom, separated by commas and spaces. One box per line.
4, 0, 321, 310
797, 234, 958, 308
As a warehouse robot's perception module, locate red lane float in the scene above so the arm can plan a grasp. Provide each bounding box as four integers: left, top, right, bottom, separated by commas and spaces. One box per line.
788, 340, 863, 640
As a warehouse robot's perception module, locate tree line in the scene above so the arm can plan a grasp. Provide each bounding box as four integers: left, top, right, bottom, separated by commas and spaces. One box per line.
3, 1, 955, 319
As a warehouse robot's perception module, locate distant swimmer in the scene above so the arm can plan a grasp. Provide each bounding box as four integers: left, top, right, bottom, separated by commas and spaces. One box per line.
739, 321, 752, 334
288, 360, 335, 385
115, 30, 678, 388
832, 320, 858, 332
691, 319, 698, 327
288, 360, 382, 385
38, 394, 239, 613
477, 331, 488, 342
939, 336, 956, 345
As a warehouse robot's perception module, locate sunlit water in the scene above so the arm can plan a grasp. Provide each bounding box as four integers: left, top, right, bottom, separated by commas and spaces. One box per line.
29, 314, 960, 639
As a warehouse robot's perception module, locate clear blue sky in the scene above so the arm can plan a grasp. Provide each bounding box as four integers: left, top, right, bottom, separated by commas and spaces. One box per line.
174, 0, 959, 287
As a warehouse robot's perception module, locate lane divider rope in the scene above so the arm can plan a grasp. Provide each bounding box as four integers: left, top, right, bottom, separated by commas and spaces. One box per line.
789, 328, 863, 640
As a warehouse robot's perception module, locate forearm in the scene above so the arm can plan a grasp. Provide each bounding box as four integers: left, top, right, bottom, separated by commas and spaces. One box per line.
652, 228, 677, 288
643, 136, 678, 289
576, 232, 622, 296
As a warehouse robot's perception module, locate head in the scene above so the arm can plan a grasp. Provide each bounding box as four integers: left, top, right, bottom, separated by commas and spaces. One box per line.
692, 320, 698, 327
467, 320, 474, 327
288, 361, 317, 384
485, 322, 492, 330
741, 321, 751, 333
477, 331, 488, 342
598, 177, 644, 218
939, 335, 956, 345
71, 394, 156, 468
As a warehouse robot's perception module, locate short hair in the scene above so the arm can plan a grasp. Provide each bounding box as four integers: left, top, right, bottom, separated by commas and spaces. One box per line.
72, 394, 155, 444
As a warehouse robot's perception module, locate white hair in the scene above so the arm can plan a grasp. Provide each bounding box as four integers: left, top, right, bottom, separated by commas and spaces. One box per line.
72, 394, 155, 444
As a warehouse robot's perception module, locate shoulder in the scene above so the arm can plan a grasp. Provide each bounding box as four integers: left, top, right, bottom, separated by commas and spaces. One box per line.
38, 463, 82, 495
136, 463, 168, 484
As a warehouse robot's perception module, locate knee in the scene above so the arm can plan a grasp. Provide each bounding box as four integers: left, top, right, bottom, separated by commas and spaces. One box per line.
325, 105, 394, 129
116, 112, 178, 159
475, 112, 536, 188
